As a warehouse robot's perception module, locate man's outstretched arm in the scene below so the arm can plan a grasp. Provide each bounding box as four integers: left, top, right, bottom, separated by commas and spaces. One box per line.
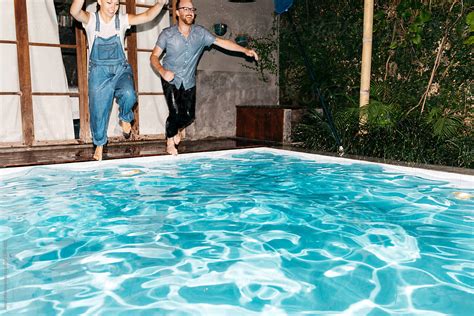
214, 38, 259, 61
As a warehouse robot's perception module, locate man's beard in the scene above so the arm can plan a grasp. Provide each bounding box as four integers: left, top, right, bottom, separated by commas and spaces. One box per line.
179, 15, 194, 25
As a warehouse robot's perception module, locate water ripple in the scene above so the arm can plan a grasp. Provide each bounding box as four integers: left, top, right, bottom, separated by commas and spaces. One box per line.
1, 150, 473, 315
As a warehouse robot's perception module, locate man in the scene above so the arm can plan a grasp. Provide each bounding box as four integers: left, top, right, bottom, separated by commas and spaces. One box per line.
150, 0, 258, 155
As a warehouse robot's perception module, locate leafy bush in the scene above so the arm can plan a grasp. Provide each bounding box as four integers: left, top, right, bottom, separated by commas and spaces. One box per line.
275, 0, 473, 168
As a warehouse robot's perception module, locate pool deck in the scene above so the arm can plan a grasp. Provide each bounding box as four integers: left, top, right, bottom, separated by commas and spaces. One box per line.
0, 138, 266, 168
0, 137, 472, 175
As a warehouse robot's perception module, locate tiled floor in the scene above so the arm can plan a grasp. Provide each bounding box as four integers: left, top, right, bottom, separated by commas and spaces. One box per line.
0, 138, 267, 168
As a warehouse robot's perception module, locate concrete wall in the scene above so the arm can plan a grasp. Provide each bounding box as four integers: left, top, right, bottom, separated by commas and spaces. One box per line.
185, 0, 279, 140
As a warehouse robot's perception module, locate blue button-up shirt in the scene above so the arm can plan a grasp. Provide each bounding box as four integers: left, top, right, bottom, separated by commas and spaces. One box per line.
156, 25, 216, 90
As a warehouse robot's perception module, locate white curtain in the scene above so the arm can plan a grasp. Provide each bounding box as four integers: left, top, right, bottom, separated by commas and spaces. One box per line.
0, 0, 22, 142
136, 1, 169, 136
0, 0, 75, 142
27, 0, 75, 141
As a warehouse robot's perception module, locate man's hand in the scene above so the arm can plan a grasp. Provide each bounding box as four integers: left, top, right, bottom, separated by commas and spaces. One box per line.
161, 69, 175, 82
245, 48, 259, 61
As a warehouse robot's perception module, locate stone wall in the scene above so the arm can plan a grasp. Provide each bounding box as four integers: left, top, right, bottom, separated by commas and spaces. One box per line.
185, 0, 279, 140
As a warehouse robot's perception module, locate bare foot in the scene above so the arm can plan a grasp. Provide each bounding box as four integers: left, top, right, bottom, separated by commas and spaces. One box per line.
166, 138, 178, 156
93, 146, 103, 161
173, 133, 181, 146
120, 121, 132, 139
173, 128, 185, 145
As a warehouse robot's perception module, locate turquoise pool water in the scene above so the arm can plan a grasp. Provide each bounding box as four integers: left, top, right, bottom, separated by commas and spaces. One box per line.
0, 149, 473, 315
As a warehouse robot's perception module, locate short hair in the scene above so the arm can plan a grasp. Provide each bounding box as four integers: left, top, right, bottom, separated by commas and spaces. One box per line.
176, 0, 193, 9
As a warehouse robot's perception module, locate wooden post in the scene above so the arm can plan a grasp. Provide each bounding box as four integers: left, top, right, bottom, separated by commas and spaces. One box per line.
359, 0, 374, 126
126, 0, 139, 136
76, 25, 90, 142
172, 0, 177, 24
14, 0, 34, 146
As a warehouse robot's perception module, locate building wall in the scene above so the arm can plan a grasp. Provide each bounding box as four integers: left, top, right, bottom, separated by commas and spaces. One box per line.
185, 0, 278, 140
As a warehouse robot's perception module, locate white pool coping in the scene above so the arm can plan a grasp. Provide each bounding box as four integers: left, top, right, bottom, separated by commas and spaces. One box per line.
0, 147, 473, 189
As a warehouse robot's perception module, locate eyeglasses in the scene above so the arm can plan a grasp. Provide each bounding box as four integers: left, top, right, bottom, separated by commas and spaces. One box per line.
178, 7, 197, 13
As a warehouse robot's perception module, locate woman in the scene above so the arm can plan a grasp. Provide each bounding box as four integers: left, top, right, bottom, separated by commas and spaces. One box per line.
70, 0, 167, 160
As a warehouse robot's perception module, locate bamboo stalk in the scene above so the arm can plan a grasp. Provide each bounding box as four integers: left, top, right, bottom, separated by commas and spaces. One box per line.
359, 0, 374, 126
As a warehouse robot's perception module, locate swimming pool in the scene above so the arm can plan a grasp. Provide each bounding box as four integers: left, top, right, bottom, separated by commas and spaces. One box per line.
1, 148, 473, 315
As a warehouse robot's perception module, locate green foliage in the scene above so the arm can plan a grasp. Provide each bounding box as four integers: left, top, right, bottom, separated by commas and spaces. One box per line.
279, 0, 473, 168
244, 24, 279, 82
465, 11, 474, 44
425, 106, 464, 139
294, 102, 473, 168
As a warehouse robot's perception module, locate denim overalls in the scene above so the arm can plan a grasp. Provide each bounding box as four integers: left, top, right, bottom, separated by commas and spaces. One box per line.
88, 12, 136, 146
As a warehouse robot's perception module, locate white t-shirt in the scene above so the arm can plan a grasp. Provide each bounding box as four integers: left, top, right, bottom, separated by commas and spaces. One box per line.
82, 12, 131, 54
